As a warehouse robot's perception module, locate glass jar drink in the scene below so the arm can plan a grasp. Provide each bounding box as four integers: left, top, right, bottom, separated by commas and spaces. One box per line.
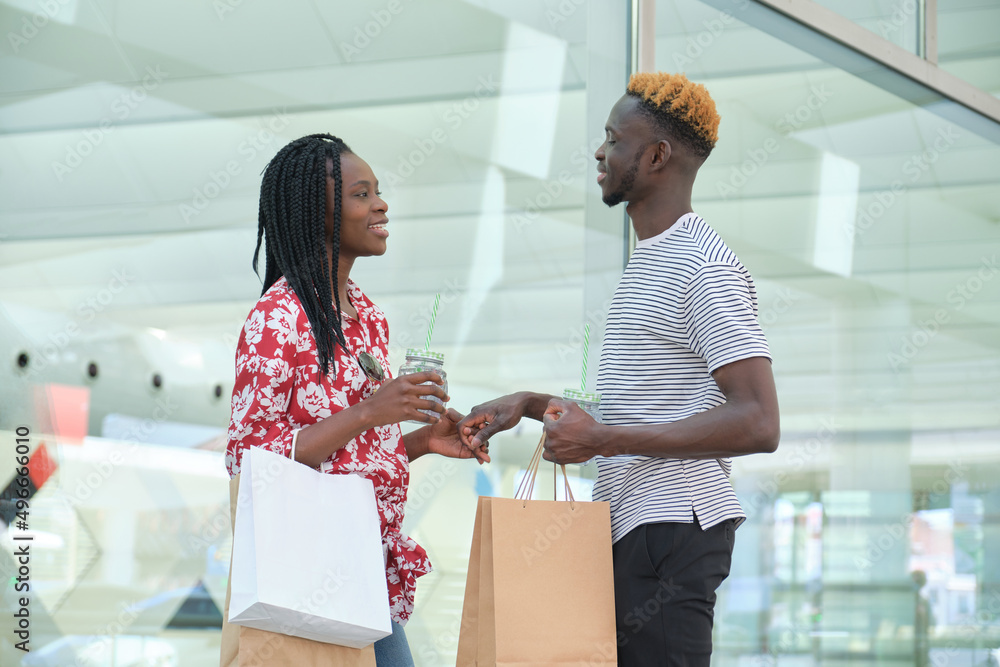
562, 388, 602, 423
397, 348, 448, 424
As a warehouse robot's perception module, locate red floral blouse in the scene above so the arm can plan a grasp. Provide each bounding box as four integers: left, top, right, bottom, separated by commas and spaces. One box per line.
226, 277, 431, 625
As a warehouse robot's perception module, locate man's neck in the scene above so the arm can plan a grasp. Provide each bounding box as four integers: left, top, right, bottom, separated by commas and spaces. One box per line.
626, 197, 693, 241
624, 172, 695, 240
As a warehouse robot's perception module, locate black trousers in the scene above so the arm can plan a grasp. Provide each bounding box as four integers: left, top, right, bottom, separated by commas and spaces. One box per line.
612, 518, 736, 667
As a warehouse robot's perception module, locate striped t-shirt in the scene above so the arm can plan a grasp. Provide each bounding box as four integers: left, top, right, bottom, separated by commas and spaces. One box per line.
594, 212, 771, 543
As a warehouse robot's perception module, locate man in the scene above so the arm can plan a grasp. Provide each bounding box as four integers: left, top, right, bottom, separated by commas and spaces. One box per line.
458, 72, 780, 666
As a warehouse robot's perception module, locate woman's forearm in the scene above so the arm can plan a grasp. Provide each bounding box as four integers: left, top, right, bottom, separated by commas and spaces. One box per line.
402, 427, 430, 461
292, 402, 377, 468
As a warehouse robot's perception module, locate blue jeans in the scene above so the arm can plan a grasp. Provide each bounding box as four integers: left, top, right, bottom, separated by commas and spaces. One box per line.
373, 621, 414, 667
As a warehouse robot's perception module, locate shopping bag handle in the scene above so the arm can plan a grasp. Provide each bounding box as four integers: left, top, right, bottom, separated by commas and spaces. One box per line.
291, 428, 301, 462
514, 433, 576, 508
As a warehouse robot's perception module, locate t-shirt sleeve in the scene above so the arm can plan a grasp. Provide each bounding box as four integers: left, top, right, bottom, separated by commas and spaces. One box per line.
684, 262, 771, 374
225, 297, 298, 476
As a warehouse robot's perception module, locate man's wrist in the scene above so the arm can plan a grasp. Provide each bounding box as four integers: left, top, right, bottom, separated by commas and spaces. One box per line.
518, 391, 554, 421
591, 423, 614, 456
593, 423, 619, 457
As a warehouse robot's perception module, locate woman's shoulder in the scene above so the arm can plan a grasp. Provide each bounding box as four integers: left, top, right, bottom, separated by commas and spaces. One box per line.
241, 277, 309, 342
252, 277, 304, 314
347, 279, 386, 322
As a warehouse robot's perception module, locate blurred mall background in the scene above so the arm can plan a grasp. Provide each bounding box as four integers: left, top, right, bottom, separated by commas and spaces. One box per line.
1, 0, 998, 664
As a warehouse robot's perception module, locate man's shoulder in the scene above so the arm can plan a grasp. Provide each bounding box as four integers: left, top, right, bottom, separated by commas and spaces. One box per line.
638, 216, 741, 279
675, 217, 753, 282
680, 215, 736, 259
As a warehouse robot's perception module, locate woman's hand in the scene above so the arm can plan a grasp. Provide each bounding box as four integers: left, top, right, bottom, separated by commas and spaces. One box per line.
404, 409, 491, 463
424, 409, 491, 464
358, 371, 449, 429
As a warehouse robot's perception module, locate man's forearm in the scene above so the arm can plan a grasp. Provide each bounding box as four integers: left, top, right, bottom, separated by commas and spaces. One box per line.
460, 390, 569, 450
595, 399, 779, 460
516, 391, 558, 421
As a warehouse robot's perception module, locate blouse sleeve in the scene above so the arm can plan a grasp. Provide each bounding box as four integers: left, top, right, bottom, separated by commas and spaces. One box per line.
225, 297, 299, 476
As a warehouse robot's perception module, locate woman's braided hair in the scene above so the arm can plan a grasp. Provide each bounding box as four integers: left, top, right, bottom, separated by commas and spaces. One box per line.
254, 133, 351, 377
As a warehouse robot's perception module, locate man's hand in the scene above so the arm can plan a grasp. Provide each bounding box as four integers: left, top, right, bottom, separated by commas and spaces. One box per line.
457, 393, 538, 450
541, 399, 603, 464
425, 408, 490, 464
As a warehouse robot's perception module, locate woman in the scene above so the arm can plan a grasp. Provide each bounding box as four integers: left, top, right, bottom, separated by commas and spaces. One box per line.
226, 133, 487, 665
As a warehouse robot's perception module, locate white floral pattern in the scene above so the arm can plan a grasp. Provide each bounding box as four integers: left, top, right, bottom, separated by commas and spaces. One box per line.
226, 277, 431, 625
244, 309, 265, 345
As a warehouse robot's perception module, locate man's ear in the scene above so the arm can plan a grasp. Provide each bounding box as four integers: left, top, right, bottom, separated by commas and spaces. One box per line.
649, 139, 672, 171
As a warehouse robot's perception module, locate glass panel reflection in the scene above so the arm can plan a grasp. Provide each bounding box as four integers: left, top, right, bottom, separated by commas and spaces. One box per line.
656, 0, 1000, 665
811, 0, 922, 53
0, 1, 624, 665
937, 0, 1000, 93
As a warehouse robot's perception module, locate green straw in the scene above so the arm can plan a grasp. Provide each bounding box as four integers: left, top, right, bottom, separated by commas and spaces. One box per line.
581, 323, 591, 391
424, 293, 441, 351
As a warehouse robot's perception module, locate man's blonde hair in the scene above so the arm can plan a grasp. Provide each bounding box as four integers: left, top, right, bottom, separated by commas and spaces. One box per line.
627, 72, 720, 158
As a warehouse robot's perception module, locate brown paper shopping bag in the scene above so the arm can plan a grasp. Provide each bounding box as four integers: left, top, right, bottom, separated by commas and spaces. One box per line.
456, 436, 618, 666
220, 474, 376, 667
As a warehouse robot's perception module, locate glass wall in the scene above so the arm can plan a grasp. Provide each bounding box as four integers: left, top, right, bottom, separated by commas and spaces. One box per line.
780, 0, 1000, 94
1, 0, 998, 665
937, 0, 1000, 92
656, 0, 1000, 664
0, 1, 626, 664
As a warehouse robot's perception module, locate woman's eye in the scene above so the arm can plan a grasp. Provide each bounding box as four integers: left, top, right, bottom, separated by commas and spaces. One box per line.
375, 191, 382, 197
607, 140, 616, 146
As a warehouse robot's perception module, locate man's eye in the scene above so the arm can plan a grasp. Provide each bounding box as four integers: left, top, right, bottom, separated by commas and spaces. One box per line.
375, 191, 382, 197
606, 140, 616, 146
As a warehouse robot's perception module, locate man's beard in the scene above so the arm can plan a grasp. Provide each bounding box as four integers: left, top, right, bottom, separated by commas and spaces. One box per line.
602, 149, 643, 207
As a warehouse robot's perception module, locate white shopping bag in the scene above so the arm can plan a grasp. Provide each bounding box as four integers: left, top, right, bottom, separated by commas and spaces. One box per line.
228, 445, 392, 648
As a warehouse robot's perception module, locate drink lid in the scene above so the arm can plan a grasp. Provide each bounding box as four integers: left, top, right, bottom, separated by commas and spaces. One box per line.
563, 388, 601, 403
405, 348, 444, 363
